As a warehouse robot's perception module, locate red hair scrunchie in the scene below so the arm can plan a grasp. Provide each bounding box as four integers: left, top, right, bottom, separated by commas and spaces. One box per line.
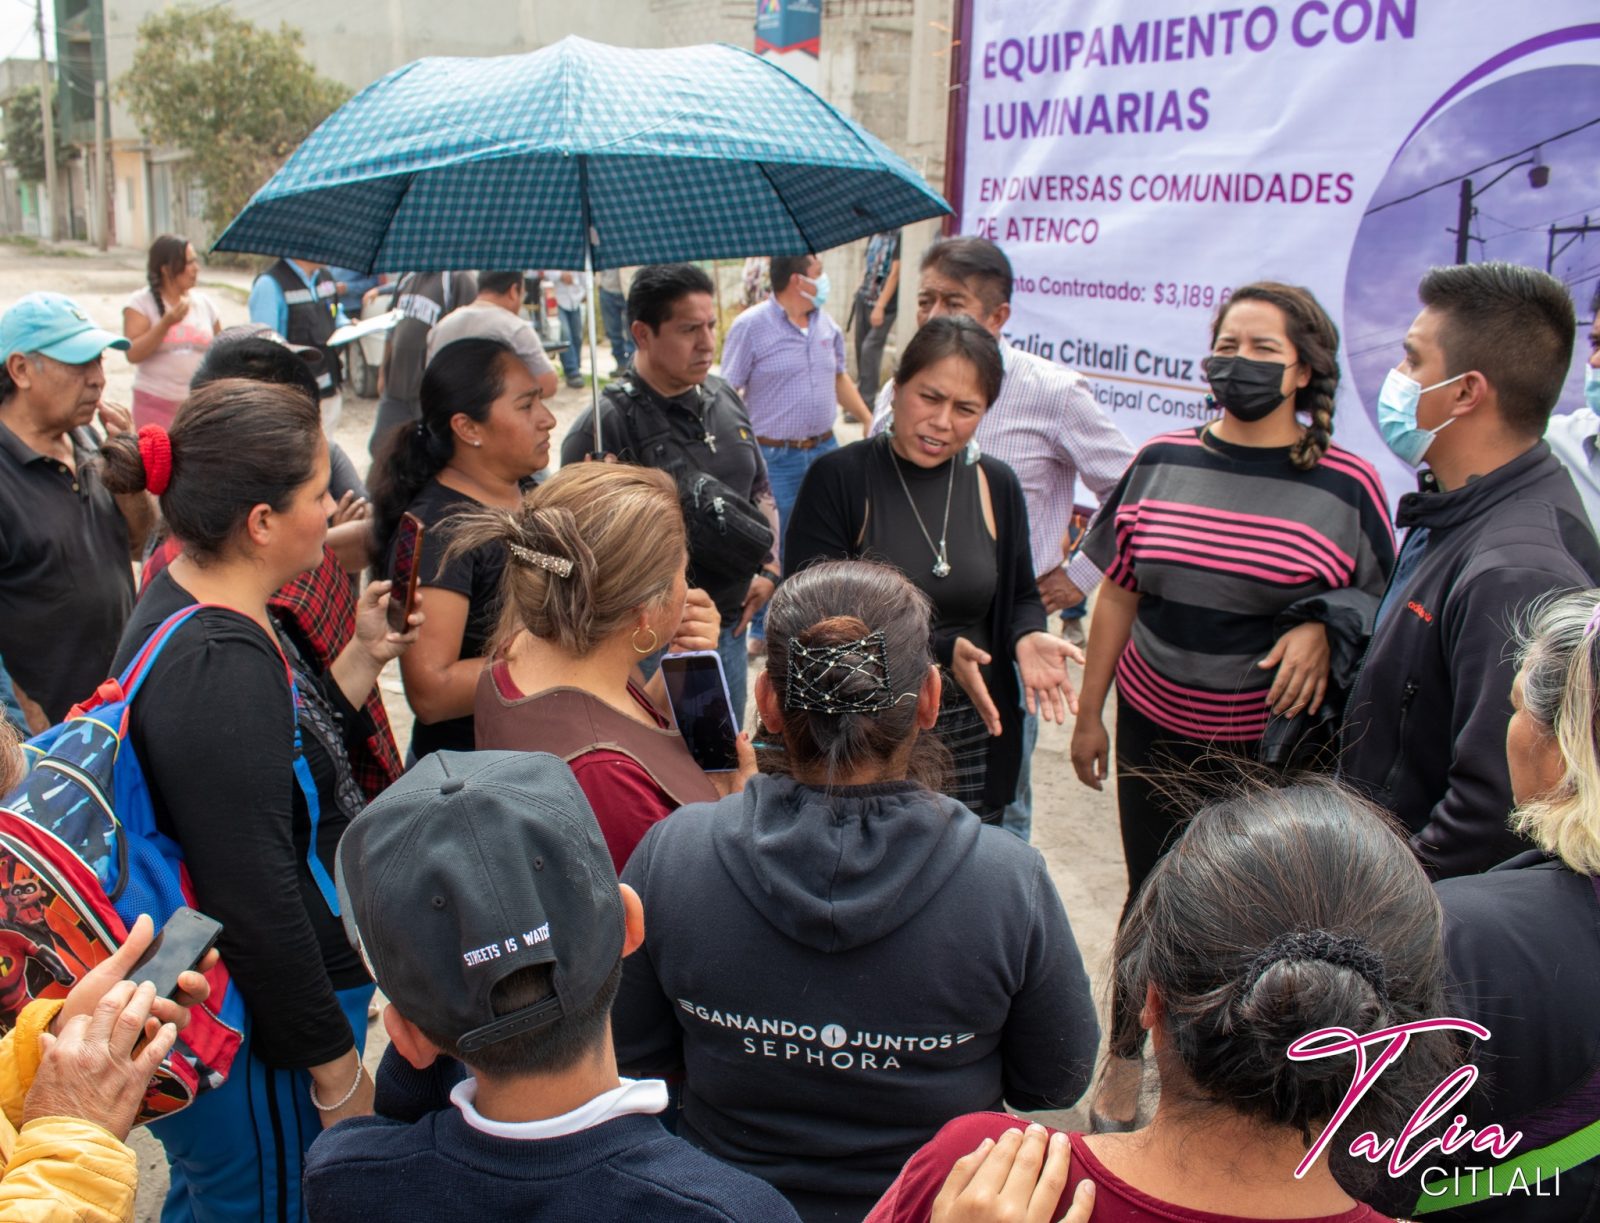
137, 425, 173, 497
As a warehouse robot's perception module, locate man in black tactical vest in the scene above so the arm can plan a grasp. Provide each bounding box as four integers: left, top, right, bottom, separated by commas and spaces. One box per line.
560, 263, 780, 719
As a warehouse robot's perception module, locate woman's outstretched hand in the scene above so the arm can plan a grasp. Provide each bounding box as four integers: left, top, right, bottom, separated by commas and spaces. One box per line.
932, 1124, 1094, 1223
1015, 631, 1083, 725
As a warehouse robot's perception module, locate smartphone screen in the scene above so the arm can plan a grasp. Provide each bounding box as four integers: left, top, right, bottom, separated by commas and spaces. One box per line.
660, 652, 739, 773
128, 907, 223, 1000
388, 512, 425, 633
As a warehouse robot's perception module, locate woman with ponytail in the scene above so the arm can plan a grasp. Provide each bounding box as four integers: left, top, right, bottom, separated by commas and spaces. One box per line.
122, 235, 221, 430
466, 463, 734, 871
368, 337, 555, 758
868, 784, 1449, 1223
99, 382, 420, 1222
1069, 282, 1395, 1130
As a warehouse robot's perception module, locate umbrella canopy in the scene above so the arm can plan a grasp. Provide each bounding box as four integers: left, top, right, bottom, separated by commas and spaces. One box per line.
213, 36, 950, 272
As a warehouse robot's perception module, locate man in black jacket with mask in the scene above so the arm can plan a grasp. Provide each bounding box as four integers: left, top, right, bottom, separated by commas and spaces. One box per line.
1342, 262, 1600, 878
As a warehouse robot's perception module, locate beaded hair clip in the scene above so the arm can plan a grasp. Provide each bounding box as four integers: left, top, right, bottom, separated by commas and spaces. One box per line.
784, 630, 898, 715
508, 543, 573, 578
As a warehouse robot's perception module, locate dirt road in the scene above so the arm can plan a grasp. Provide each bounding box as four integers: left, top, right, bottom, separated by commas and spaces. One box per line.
0, 242, 1133, 1218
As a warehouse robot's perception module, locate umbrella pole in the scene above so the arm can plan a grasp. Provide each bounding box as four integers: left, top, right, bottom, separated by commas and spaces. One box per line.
585, 237, 604, 458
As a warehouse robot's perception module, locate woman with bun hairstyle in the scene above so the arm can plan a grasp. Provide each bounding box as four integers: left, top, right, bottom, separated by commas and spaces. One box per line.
122, 234, 221, 430
613, 560, 1098, 1222
464, 462, 735, 872
1072, 282, 1395, 1128
868, 783, 1452, 1223
1402, 590, 1600, 1219
99, 381, 420, 1223
369, 336, 556, 759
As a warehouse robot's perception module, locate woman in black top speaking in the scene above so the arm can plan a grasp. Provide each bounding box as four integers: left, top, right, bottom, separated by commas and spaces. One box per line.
786, 316, 1079, 820
100, 379, 419, 1221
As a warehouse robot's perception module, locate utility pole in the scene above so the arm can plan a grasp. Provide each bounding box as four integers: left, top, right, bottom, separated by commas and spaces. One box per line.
34, 0, 57, 242
1548, 217, 1599, 273
93, 79, 106, 250
1453, 178, 1473, 265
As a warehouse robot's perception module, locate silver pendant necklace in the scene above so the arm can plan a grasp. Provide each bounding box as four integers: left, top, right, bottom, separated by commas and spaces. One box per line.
890, 448, 955, 578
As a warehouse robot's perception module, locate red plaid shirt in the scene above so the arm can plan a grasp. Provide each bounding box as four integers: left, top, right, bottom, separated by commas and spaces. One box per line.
141, 540, 403, 799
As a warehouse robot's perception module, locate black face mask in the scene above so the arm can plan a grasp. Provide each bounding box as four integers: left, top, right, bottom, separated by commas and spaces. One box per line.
1203, 355, 1292, 422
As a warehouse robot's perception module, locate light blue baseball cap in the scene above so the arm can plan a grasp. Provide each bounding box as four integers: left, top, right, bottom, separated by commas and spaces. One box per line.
0, 292, 130, 365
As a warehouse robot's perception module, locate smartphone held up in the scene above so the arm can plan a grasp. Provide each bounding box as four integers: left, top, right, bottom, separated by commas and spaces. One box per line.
659, 651, 740, 773
387, 511, 426, 634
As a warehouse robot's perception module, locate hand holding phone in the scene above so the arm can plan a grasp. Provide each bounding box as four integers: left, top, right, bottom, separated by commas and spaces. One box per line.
387, 511, 426, 633
128, 907, 223, 1000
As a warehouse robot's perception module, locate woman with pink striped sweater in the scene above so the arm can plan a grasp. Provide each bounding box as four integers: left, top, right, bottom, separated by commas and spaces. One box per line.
1069, 282, 1395, 1130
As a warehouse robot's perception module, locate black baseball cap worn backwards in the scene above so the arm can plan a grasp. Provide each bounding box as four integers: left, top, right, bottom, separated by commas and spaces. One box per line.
335, 750, 624, 1056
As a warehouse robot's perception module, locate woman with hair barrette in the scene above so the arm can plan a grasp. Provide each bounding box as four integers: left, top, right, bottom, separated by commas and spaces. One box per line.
612, 559, 1098, 1222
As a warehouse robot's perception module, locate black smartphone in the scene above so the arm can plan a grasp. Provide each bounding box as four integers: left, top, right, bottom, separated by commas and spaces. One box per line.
128, 907, 223, 999
659, 651, 740, 773
387, 511, 426, 633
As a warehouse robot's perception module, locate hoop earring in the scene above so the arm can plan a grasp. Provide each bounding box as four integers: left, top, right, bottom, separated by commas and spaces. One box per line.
631, 626, 659, 655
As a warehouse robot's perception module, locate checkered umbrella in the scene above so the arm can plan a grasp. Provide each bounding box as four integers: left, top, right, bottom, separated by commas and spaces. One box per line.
212, 36, 950, 272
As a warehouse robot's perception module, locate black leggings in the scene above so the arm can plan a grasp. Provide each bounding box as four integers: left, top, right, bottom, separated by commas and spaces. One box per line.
1112, 699, 1256, 1038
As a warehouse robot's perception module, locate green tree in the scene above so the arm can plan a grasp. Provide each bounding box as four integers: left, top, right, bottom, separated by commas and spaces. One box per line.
120, 7, 348, 238
4, 84, 67, 184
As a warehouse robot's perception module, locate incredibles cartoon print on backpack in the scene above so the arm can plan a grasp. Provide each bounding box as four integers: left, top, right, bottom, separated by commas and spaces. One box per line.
0, 605, 251, 1120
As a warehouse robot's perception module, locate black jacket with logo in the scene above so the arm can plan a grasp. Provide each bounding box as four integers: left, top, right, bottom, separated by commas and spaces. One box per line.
611, 774, 1097, 1222
1341, 443, 1600, 878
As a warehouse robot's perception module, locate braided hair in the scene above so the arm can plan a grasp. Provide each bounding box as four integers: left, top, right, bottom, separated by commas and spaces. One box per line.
146, 234, 190, 315
1212, 282, 1340, 471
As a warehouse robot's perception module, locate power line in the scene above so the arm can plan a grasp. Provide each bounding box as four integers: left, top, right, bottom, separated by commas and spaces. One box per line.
1477, 202, 1600, 236
1348, 336, 1404, 360
1364, 116, 1600, 216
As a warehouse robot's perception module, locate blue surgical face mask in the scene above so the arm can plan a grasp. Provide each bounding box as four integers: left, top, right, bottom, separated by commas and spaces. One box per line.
801, 272, 831, 309
1586, 364, 1600, 414
1377, 367, 1466, 468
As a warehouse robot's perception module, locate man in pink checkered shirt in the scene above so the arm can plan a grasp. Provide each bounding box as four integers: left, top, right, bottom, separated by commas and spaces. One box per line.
872, 236, 1135, 838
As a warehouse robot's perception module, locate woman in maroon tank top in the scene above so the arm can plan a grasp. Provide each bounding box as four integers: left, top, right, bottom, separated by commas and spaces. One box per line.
452, 463, 750, 872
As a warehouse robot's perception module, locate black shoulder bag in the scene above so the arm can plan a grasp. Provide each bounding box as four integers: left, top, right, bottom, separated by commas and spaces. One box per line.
602, 381, 774, 589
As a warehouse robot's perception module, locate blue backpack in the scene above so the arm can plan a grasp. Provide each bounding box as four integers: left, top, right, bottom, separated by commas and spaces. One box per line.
0, 603, 339, 1118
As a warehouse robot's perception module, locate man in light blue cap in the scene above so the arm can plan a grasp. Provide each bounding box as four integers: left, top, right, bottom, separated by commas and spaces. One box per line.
0, 292, 151, 727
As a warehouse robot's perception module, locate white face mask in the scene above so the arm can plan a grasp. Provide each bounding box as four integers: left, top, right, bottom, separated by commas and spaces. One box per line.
1377, 367, 1465, 468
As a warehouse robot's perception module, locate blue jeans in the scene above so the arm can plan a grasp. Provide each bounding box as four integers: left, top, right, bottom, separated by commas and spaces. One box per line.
558, 305, 584, 378
154, 983, 375, 1223
1000, 664, 1038, 842
599, 288, 632, 368
753, 434, 838, 639
639, 625, 751, 729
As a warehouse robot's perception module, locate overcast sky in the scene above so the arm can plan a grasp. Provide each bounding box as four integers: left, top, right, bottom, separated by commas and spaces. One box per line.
0, 3, 52, 67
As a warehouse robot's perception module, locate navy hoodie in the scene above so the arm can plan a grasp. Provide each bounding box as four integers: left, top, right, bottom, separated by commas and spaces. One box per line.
612, 775, 1098, 1222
